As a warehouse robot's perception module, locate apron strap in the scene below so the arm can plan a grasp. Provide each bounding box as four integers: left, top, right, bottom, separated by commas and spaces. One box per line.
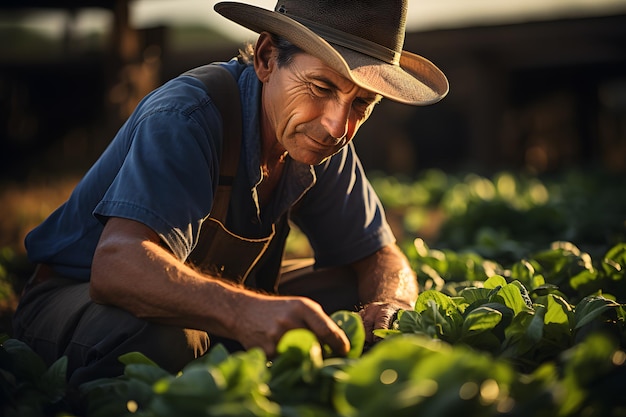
183, 64, 290, 290
182, 64, 242, 223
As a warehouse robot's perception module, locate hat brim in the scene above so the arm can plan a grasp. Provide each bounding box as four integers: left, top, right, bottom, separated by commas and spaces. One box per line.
214, 2, 449, 105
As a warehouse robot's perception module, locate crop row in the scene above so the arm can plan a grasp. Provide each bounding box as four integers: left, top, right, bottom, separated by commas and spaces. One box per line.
2, 240, 625, 417
371, 169, 626, 264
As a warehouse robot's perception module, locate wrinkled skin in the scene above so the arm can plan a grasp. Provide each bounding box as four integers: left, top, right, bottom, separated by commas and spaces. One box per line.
359, 302, 403, 346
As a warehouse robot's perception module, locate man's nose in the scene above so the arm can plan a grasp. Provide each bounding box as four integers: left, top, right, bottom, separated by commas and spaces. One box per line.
322, 102, 351, 140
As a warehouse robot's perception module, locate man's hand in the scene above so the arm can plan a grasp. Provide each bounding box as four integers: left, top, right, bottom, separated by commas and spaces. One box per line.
351, 244, 418, 346
234, 294, 351, 358
358, 301, 403, 345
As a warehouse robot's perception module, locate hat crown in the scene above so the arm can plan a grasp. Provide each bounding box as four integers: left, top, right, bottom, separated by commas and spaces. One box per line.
273, 0, 407, 54
214, 0, 448, 105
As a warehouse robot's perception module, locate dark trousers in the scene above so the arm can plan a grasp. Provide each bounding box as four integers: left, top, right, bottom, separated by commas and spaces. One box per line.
11, 261, 359, 388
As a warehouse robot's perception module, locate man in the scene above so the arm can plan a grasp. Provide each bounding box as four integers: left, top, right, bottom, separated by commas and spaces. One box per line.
13, 0, 448, 386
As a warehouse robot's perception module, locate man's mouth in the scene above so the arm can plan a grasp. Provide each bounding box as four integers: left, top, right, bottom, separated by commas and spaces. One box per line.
303, 134, 336, 151
305, 134, 345, 148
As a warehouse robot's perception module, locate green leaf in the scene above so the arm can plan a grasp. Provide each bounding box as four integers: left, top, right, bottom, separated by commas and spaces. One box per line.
569, 269, 598, 291
532, 243, 589, 287
331, 311, 365, 358
38, 356, 67, 404
503, 309, 542, 358
193, 343, 230, 368
542, 294, 572, 326
118, 351, 159, 367
397, 310, 424, 334
461, 306, 503, 336
510, 259, 536, 286
527, 305, 546, 344
536, 294, 573, 349
372, 328, 401, 339
484, 275, 507, 290
495, 283, 530, 316
414, 290, 457, 314
414, 291, 464, 341
214, 349, 270, 400
459, 286, 492, 305
155, 365, 225, 398
603, 243, 626, 269
277, 329, 323, 365
574, 296, 622, 330
510, 280, 533, 308
421, 300, 454, 340
1, 338, 48, 382
273, 328, 323, 385
124, 363, 172, 385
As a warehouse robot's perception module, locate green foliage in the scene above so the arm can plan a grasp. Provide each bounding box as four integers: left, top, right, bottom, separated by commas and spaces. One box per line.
412, 239, 626, 305
333, 336, 516, 417
0, 338, 72, 417
3, 165, 626, 417
2, 246, 626, 416
81, 345, 280, 417
372, 169, 626, 264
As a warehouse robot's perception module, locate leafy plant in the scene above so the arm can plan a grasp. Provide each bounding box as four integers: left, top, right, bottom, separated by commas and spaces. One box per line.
1, 240, 625, 417
0, 336, 72, 417
372, 169, 626, 264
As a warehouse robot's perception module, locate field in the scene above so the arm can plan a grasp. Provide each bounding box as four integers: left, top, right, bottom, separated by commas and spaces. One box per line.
0, 176, 80, 335
1, 168, 625, 416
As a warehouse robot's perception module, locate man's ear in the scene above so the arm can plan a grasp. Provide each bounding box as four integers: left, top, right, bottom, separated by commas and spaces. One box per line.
254, 32, 276, 83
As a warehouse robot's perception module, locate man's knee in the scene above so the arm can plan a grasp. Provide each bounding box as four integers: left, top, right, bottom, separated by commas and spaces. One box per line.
67, 319, 209, 387
13, 279, 210, 385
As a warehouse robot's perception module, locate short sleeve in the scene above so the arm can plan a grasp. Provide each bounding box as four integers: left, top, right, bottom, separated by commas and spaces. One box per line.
94, 98, 222, 261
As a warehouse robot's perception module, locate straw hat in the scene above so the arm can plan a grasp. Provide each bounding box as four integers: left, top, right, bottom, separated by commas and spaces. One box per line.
214, 0, 449, 106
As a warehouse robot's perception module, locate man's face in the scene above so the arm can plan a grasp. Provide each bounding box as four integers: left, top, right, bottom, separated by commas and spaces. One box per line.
260, 52, 382, 165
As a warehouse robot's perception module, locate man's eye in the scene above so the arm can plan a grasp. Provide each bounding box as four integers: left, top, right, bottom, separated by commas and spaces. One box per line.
310, 83, 332, 96
353, 98, 373, 111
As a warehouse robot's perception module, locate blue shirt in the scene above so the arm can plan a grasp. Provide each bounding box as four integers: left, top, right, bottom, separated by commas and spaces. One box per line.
24, 59, 395, 281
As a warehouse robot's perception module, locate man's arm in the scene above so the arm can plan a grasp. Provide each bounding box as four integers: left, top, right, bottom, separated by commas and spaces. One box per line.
351, 243, 418, 343
90, 217, 349, 357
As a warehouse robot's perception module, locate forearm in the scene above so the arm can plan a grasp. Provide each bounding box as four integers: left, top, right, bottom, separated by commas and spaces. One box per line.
352, 244, 418, 310
90, 223, 251, 337
90, 217, 350, 356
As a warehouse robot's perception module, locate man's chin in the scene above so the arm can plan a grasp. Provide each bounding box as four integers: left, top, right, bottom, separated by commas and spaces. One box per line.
291, 149, 339, 166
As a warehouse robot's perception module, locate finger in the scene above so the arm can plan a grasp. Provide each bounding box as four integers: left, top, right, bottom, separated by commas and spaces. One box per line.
359, 307, 377, 344
305, 313, 350, 356
373, 304, 398, 330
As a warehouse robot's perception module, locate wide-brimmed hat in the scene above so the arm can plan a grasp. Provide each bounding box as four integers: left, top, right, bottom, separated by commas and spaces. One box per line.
214, 0, 449, 106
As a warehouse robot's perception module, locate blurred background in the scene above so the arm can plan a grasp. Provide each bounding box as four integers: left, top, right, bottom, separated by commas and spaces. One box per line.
2, 0, 625, 180
0, 0, 625, 332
